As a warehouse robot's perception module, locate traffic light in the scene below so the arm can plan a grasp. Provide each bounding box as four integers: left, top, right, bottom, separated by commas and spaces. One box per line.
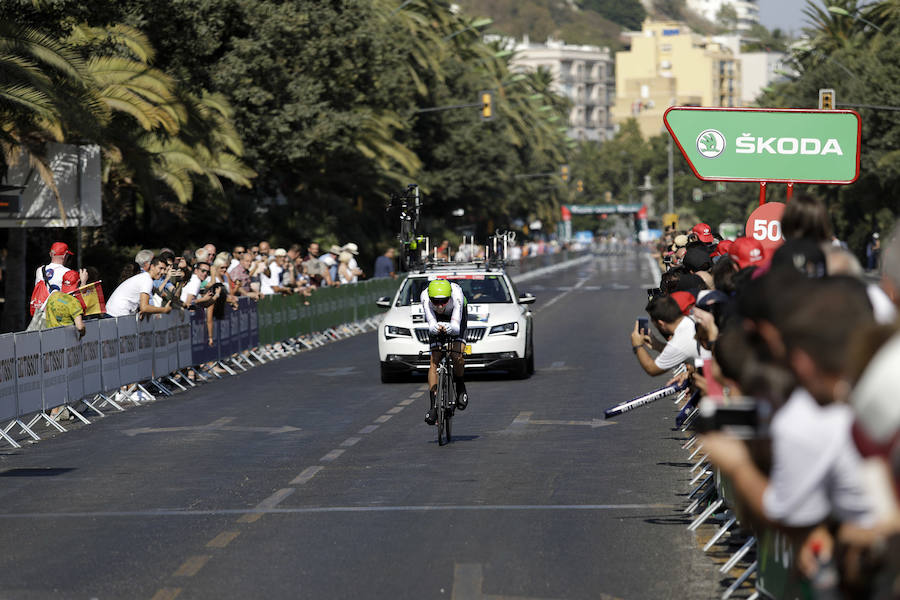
576, 179, 583, 193
480, 90, 494, 121
819, 88, 835, 110
560, 164, 569, 182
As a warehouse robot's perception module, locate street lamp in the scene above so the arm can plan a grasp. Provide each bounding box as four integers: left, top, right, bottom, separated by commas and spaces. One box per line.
827, 5, 883, 32
443, 17, 493, 41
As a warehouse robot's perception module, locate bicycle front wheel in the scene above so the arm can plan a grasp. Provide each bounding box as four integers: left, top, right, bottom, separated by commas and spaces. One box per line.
436, 370, 447, 446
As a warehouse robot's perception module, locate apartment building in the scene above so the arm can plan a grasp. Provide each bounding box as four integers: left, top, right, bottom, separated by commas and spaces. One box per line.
509, 36, 616, 141
611, 20, 741, 138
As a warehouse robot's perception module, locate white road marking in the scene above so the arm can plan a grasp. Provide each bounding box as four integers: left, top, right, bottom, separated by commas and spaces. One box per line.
409, 390, 425, 398
374, 414, 393, 423
340, 437, 362, 447
387, 406, 405, 414
237, 487, 295, 523
0, 504, 674, 519
398, 397, 417, 406
320, 449, 345, 462
290, 466, 324, 484
510, 412, 615, 429
358, 425, 379, 434
123, 418, 300, 437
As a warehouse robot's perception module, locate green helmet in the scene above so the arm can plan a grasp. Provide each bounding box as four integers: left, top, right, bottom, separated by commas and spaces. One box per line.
428, 279, 452, 300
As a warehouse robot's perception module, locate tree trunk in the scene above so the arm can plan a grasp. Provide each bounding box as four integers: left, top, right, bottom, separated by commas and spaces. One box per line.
1, 228, 27, 333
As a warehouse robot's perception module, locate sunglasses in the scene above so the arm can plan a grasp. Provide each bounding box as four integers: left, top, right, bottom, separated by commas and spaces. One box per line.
432, 297, 450, 305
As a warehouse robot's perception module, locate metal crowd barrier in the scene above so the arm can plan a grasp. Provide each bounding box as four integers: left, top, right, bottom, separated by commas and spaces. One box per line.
0, 278, 402, 448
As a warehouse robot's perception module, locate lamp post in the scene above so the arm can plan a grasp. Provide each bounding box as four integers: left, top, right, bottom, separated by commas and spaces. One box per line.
827, 6, 883, 32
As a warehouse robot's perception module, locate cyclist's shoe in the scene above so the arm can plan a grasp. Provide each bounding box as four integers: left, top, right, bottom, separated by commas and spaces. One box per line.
455, 381, 468, 410
424, 408, 437, 425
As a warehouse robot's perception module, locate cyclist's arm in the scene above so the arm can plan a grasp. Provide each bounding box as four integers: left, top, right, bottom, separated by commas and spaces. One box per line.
420, 289, 441, 334
447, 286, 465, 336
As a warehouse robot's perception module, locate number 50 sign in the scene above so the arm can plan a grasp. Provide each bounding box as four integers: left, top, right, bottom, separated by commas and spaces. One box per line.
746, 201, 785, 257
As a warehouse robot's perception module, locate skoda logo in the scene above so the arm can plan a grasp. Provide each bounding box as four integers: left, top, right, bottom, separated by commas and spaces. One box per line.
696, 129, 726, 159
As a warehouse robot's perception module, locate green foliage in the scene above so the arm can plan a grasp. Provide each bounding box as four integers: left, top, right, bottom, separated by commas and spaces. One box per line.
580, 0, 646, 30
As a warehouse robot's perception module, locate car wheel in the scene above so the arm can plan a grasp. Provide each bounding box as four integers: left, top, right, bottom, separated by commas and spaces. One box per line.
510, 357, 529, 379
526, 340, 535, 375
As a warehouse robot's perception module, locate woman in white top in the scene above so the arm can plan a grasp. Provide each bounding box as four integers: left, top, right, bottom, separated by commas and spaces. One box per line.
337, 251, 356, 284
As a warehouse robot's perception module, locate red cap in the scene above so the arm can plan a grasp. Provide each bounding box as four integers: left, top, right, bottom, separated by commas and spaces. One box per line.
50, 242, 73, 256
61, 270, 80, 293
670, 291, 696, 315
716, 240, 733, 256
691, 223, 714, 243
729, 237, 765, 269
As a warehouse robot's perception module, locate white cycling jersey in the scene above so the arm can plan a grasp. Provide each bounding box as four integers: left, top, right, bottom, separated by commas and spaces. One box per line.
420, 282, 465, 337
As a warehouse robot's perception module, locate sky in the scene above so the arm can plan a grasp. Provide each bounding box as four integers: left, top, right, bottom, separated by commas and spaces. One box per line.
758, 0, 814, 34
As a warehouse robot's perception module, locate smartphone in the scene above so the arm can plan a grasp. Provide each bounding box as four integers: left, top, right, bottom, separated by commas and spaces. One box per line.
637, 317, 649, 335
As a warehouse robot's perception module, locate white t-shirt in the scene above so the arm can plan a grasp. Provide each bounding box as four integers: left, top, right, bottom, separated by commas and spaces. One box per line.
179, 274, 203, 304
35, 263, 72, 293
319, 254, 336, 267
763, 387, 875, 527
259, 263, 283, 295
654, 317, 702, 371
106, 272, 153, 317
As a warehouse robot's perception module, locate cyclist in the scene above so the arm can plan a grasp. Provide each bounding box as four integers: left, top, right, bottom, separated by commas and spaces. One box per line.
421, 279, 469, 424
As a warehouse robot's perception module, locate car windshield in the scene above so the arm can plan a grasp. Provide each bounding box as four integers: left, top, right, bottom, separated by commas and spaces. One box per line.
396, 275, 512, 306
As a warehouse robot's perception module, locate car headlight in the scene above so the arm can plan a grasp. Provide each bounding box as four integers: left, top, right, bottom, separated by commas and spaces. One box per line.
489, 322, 519, 336
385, 325, 412, 339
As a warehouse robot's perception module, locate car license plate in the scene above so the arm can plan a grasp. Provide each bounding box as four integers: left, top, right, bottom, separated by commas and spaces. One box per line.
464, 345, 472, 355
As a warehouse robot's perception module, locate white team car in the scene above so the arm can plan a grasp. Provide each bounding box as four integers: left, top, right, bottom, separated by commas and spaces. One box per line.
376, 262, 535, 382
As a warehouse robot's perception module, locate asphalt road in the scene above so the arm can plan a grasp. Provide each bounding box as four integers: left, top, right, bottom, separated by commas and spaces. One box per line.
0, 250, 722, 600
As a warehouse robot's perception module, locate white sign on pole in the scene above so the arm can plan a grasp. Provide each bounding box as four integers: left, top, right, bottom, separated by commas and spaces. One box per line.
14, 331, 42, 415
65, 327, 83, 403
0, 334, 17, 423
117, 317, 139, 386
41, 327, 68, 411
1, 143, 102, 227
100, 318, 121, 391
81, 321, 102, 397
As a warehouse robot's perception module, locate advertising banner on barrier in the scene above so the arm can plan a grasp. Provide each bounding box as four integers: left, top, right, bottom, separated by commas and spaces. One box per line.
238, 299, 250, 351
0, 334, 17, 423
100, 318, 121, 391
257, 296, 273, 345
216, 313, 230, 360
137, 316, 155, 381
41, 327, 68, 411
228, 304, 240, 357
65, 327, 83, 403
177, 314, 192, 370
190, 308, 216, 365
117, 316, 139, 386
14, 331, 42, 415
167, 314, 180, 374
81, 321, 102, 398
152, 313, 169, 378
248, 299, 259, 348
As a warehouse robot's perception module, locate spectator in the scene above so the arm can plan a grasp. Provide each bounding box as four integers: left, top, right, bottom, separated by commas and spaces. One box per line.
34, 241, 73, 292
630, 291, 706, 376
825, 244, 897, 324
44, 270, 87, 336
203, 243, 216, 261
211, 256, 239, 309
304, 242, 334, 287
780, 194, 832, 243
691, 223, 715, 247
342, 243, 365, 279
728, 237, 765, 270
866, 233, 881, 272
228, 252, 260, 300
258, 240, 271, 257
320, 244, 341, 283
337, 251, 355, 284
374, 247, 397, 279
229, 246, 245, 271
106, 256, 173, 318
180, 261, 215, 309
260, 249, 292, 295
881, 221, 900, 307
194, 247, 209, 265
135, 249, 154, 271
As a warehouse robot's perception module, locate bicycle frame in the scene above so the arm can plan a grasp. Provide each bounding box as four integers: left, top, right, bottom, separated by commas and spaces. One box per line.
430, 336, 461, 446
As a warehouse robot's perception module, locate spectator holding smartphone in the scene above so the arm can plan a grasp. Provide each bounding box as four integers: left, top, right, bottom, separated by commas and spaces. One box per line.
106, 257, 173, 318
630, 291, 706, 377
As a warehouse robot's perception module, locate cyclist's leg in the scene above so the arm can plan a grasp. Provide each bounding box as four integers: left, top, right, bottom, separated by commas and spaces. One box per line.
424, 345, 441, 424
451, 340, 468, 409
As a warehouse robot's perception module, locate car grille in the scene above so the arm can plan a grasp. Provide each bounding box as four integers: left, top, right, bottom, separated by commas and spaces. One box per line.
414, 327, 486, 344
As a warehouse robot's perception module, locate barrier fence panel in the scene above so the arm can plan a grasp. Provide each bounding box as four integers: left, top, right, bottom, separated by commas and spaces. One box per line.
117, 317, 140, 386
81, 321, 102, 398
177, 316, 191, 370
190, 309, 216, 365
238, 299, 250, 351
757, 528, 803, 600
15, 331, 41, 415
137, 316, 155, 383
166, 315, 179, 374
248, 300, 259, 347
257, 297, 273, 345
0, 334, 17, 423
65, 327, 83, 404
228, 304, 241, 356
152, 314, 168, 379
100, 318, 121, 391
41, 327, 68, 411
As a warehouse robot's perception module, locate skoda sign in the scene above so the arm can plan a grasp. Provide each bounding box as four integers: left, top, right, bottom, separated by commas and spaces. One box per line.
664, 107, 861, 184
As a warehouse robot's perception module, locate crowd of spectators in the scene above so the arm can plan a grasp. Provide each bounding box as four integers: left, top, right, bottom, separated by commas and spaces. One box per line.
633, 196, 900, 596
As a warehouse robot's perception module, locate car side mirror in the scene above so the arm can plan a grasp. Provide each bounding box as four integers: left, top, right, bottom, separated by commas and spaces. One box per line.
376, 296, 391, 309
518, 293, 536, 305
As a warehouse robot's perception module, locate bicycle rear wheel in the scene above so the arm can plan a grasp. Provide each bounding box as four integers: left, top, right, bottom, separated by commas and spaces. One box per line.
436, 370, 447, 446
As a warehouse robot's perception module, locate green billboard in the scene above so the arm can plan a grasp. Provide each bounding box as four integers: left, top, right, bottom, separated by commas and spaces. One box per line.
664, 107, 861, 184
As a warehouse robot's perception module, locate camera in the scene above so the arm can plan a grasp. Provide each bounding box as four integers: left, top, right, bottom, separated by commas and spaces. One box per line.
694, 397, 772, 439
646, 287, 663, 301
